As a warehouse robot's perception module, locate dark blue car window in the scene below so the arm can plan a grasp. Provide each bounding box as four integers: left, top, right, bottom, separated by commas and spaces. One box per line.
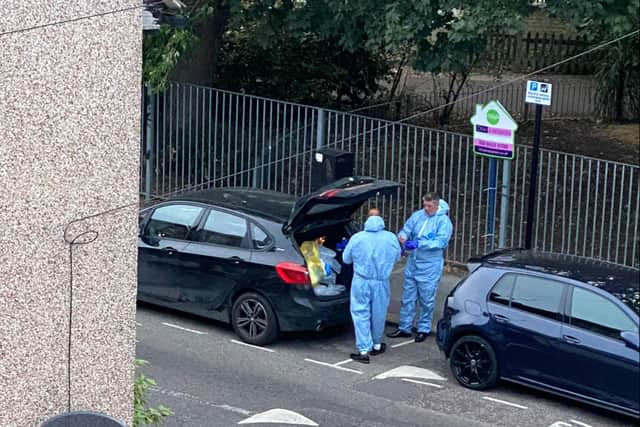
570, 287, 638, 339
511, 275, 565, 320
489, 274, 515, 306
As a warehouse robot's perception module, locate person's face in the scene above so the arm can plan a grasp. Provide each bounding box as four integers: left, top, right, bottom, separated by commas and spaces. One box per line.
423, 199, 438, 216
368, 208, 380, 217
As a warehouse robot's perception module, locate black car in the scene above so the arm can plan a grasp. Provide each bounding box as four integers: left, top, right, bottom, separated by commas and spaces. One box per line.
436, 249, 640, 418
137, 177, 398, 345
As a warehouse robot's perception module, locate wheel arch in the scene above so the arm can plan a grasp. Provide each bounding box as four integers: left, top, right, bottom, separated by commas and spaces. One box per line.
446, 325, 494, 358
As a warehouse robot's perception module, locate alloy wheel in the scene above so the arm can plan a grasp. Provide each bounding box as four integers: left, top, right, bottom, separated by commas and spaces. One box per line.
451, 341, 494, 387
235, 298, 268, 338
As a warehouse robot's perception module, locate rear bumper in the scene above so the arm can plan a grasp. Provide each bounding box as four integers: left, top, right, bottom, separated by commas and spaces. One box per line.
276, 287, 351, 332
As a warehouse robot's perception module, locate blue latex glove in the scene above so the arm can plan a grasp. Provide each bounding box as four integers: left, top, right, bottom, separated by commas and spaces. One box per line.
324, 263, 332, 275
404, 240, 419, 251
335, 238, 348, 252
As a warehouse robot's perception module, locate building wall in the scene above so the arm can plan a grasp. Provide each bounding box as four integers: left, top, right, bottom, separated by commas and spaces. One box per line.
0, 2, 141, 425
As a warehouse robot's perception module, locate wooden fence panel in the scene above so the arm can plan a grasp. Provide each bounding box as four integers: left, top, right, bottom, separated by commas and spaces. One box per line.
485, 32, 594, 74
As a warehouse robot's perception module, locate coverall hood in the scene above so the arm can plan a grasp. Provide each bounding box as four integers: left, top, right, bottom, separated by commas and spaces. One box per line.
437, 199, 449, 215
364, 215, 385, 232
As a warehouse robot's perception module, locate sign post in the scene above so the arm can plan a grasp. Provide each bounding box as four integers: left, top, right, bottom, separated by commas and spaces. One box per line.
524, 80, 552, 249
470, 100, 518, 253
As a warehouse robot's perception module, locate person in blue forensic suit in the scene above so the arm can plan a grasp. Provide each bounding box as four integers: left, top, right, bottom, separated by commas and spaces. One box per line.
387, 192, 453, 343
342, 215, 402, 363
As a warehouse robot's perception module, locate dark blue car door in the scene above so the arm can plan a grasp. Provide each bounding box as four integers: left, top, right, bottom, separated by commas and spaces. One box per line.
176, 208, 252, 314
138, 203, 205, 302
486, 273, 567, 387
556, 285, 640, 414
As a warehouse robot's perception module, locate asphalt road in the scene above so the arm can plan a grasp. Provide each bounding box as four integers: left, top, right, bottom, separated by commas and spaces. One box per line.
135, 285, 637, 427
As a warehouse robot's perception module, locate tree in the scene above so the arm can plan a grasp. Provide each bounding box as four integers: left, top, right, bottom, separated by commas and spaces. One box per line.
285, 0, 527, 123
143, 0, 527, 117
547, 0, 640, 122
143, 0, 393, 108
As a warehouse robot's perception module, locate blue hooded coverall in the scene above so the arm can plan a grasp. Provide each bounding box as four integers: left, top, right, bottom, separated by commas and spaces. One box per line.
397, 200, 453, 334
343, 216, 402, 353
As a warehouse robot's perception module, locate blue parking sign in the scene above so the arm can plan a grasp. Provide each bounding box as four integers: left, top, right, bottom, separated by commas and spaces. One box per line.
529, 82, 538, 91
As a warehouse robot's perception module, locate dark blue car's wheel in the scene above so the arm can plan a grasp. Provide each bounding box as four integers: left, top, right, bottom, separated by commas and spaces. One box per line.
449, 335, 498, 390
232, 292, 279, 346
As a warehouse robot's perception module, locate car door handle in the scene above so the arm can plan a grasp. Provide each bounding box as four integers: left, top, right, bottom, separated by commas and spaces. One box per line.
494, 314, 510, 324
563, 335, 581, 345
162, 247, 178, 254
227, 256, 244, 264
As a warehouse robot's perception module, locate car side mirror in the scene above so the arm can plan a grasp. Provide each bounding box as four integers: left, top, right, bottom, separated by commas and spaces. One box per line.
620, 331, 640, 351
141, 234, 161, 247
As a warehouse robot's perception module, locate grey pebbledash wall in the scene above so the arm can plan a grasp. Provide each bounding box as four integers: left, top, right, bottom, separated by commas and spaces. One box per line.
0, 2, 141, 425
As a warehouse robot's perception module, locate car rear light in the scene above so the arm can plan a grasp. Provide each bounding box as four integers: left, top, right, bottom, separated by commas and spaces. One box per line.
275, 262, 311, 285
318, 189, 341, 198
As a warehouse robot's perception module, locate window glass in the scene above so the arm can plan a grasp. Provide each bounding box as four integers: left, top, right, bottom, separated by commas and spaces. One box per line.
570, 287, 638, 339
251, 223, 272, 249
489, 274, 514, 306
146, 204, 203, 240
511, 275, 565, 320
197, 210, 248, 247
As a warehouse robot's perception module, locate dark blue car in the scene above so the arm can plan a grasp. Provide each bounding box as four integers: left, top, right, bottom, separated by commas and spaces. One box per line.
436, 249, 640, 418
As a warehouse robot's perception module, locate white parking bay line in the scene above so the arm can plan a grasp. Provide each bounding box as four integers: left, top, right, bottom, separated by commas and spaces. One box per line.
391, 339, 414, 348
161, 322, 207, 335
482, 396, 528, 409
570, 420, 593, 427
334, 359, 354, 366
401, 378, 443, 388
230, 339, 275, 353
136, 322, 142, 327
304, 358, 363, 374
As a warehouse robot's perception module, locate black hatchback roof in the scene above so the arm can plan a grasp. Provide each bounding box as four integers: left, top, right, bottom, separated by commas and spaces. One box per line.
174, 187, 296, 222
476, 249, 640, 315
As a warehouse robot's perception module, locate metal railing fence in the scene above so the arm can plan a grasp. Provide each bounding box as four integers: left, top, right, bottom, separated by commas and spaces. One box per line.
141, 82, 639, 268
363, 82, 600, 125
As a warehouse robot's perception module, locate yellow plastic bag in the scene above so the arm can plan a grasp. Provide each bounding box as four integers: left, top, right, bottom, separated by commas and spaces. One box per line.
300, 239, 325, 285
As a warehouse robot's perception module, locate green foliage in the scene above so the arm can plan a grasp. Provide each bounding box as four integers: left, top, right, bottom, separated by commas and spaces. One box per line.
133, 359, 173, 427
143, 26, 197, 92
215, 28, 392, 108
284, 0, 527, 121
547, 0, 640, 121
142, 0, 528, 115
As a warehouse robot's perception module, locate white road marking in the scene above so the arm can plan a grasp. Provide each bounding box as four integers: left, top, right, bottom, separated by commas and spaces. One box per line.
570, 420, 593, 427
482, 396, 528, 409
391, 339, 415, 348
549, 422, 593, 427
401, 378, 444, 388
334, 359, 354, 366
304, 358, 363, 374
238, 408, 318, 426
161, 322, 207, 335
151, 387, 252, 416
230, 339, 276, 353
136, 322, 142, 327
374, 365, 446, 381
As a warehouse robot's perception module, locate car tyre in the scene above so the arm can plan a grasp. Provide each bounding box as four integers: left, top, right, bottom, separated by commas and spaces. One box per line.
231, 292, 279, 346
449, 335, 498, 390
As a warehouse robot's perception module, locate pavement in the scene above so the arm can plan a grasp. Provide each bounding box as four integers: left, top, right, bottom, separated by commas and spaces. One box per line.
385, 257, 463, 327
